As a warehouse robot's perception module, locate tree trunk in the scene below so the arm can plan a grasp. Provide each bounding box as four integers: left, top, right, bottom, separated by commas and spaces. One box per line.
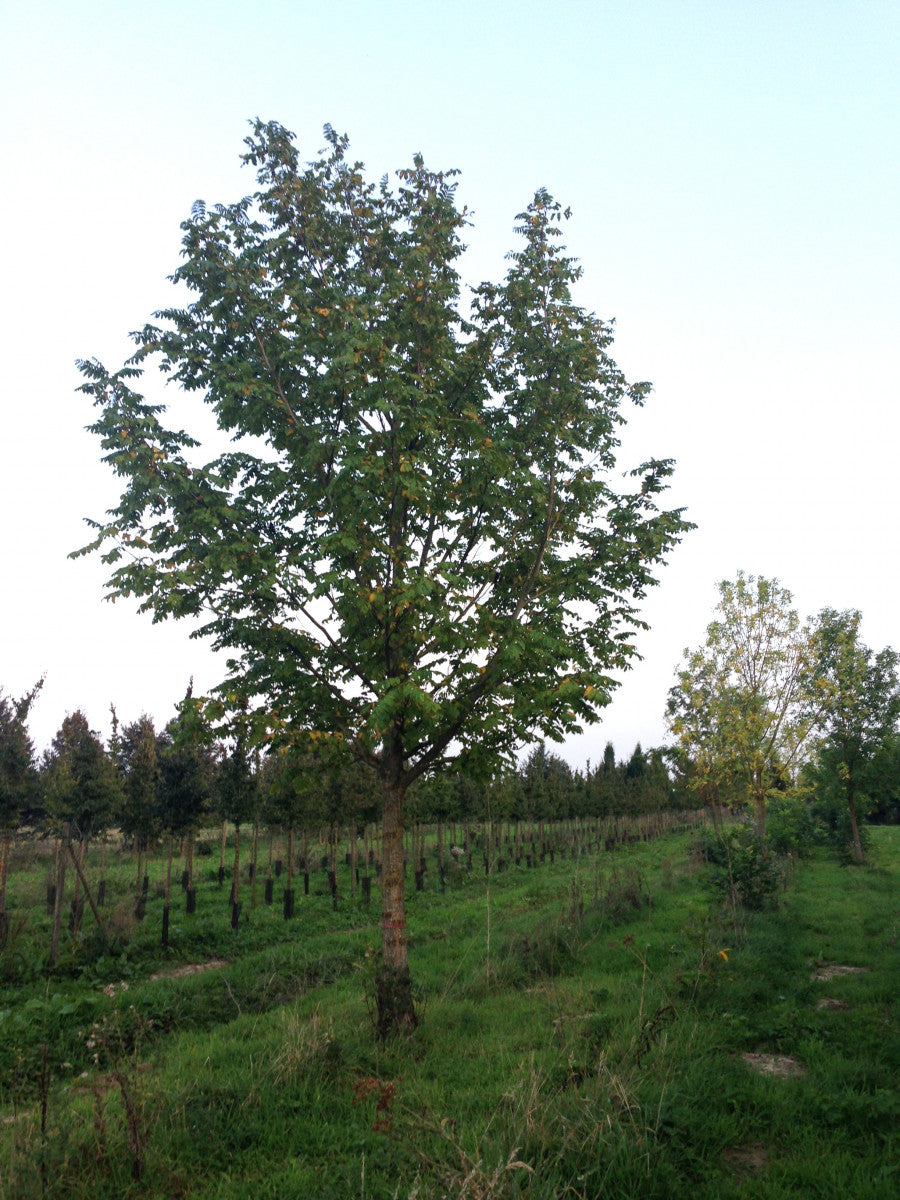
98, 841, 107, 906
847, 784, 865, 865
329, 823, 338, 908
350, 825, 358, 899
64, 838, 105, 937
231, 825, 241, 914
283, 825, 295, 919
162, 834, 174, 948
0, 829, 10, 916
218, 820, 227, 887
70, 839, 87, 943
185, 830, 196, 908
49, 827, 68, 968
377, 775, 416, 1039
250, 821, 259, 908
753, 768, 766, 838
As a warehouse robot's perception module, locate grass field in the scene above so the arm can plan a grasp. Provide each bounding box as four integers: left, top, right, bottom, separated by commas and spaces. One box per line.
1, 822, 897, 1198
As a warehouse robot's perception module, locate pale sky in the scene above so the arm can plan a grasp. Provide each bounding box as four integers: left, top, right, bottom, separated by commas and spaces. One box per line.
2, 0, 898, 767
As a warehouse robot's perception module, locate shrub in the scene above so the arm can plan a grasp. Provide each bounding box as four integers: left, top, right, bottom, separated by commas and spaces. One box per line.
493, 912, 583, 989
597, 865, 649, 924
809, 792, 871, 862
766, 794, 817, 857
696, 824, 783, 910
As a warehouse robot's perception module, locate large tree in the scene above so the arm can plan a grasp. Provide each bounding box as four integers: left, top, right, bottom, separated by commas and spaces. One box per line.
809, 608, 900, 863
75, 121, 690, 1035
667, 573, 816, 835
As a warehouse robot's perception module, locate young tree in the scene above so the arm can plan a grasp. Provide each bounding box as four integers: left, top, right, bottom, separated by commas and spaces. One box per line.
75, 122, 690, 1035
520, 742, 574, 822
115, 714, 163, 913
157, 744, 208, 909
43, 711, 119, 844
667, 573, 816, 836
214, 727, 258, 923
157, 687, 215, 927
809, 609, 900, 863
42, 710, 119, 942
0, 679, 43, 922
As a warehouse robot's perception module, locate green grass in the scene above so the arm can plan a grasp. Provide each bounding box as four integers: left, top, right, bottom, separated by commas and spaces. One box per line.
1, 825, 897, 1198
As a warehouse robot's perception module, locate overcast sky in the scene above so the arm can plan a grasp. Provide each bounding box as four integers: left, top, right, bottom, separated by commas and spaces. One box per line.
2, 0, 898, 766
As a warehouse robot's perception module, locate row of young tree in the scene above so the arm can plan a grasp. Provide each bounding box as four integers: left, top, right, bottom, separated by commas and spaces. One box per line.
1, 681, 684, 862
1, 678, 700, 956
4, 577, 895, 921
667, 573, 900, 862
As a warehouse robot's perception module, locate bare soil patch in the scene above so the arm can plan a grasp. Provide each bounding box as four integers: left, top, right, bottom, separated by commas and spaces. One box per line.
1, 1111, 31, 1127
740, 1052, 806, 1079
74, 1062, 154, 1093
810, 964, 869, 982
723, 1142, 771, 1176
149, 959, 228, 982
815, 997, 851, 1011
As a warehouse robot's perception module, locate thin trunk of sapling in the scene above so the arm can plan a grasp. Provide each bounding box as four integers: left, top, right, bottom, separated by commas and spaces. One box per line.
134, 840, 146, 919
49, 826, 68, 968
47, 839, 60, 913
162, 834, 174, 948
64, 838, 105, 936
847, 782, 865, 865
0, 829, 10, 919
218, 820, 227, 887
283, 826, 295, 918
70, 838, 87, 944
250, 821, 259, 908
97, 841, 107, 906
231, 825, 241, 927
350, 825, 357, 900
329, 823, 338, 909
184, 830, 196, 912
264, 828, 274, 905
485, 854, 492, 987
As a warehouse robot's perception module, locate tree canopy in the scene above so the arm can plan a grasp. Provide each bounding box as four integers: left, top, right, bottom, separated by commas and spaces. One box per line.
43, 710, 119, 841
0, 680, 43, 833
76, 121, 690, 1034
667, 573, 816, 833
808, 608, 900, 862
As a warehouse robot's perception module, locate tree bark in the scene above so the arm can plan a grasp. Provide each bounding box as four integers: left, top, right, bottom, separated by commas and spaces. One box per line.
64, 838, 105, 937
350, 824, 357, 900
377, 774, 416, 1038
231, 825, 241, 909
847, 783, 865, 865
162, 834, 174, 948
0, 830, 10, 916
70, 839, 87, 943
218, 820, 227, 887
753, 768, 766, 838
49, 828, 68, 968
250, 821, 259, 908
